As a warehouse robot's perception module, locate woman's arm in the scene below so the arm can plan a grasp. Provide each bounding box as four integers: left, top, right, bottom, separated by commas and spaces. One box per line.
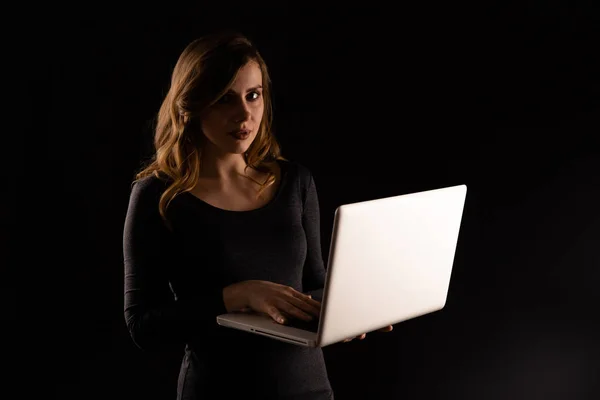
123, 178, 227, 351
301, 173, 327, 303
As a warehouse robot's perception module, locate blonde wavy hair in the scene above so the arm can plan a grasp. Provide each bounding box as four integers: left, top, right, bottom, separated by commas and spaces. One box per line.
134, 31, 287, 229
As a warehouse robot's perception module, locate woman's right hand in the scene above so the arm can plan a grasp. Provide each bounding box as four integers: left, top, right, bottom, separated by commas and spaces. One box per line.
225, 280, 321, 325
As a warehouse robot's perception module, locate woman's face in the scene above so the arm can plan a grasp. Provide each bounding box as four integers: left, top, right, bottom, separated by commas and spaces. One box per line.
200, 61, 264, 155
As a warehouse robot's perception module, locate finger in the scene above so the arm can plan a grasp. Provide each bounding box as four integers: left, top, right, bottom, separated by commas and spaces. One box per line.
378, 325, 394, 332
290, 299, 321, 319
305, 296, 322, 308
292, 292, 321, 311
289, 289, 322, 309
285, 294, 321, 318
267, 306, 287, 324
359, 333, 367, 340
279, 300, 316, 321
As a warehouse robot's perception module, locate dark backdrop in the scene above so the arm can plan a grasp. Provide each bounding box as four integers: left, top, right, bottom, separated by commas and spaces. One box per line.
17, 2, 600, 400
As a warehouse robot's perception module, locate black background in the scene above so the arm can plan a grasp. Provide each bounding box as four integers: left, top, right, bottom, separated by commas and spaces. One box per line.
14, 2, 600, 399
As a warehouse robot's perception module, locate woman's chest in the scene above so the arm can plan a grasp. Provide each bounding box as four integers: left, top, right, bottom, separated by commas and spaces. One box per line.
169, 203, 307, 286
189, 183, 279, 212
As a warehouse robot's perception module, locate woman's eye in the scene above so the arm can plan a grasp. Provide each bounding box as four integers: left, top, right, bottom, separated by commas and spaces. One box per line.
248, 91, 261, 101
217, 91, 260, 105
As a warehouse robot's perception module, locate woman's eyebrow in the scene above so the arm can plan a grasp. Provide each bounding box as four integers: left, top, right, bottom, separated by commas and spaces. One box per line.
225, 85, 263, 94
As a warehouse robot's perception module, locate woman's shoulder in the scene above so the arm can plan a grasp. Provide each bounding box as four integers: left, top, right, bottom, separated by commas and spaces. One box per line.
129, 173, 172, 203
277, 158, 313, 182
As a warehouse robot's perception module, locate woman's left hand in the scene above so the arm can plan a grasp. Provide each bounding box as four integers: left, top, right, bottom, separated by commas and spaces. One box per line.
343, 325, 393, 342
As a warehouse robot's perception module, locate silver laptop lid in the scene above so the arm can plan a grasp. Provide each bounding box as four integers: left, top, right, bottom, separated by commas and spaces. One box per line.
317, 184, 467, 347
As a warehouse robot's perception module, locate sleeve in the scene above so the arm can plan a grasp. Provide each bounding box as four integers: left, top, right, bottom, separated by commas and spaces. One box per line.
301, 172, 327, 303
123, 179, 227, 352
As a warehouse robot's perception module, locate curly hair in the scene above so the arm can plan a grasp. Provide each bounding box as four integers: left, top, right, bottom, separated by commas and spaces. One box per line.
134, 30, 287, 229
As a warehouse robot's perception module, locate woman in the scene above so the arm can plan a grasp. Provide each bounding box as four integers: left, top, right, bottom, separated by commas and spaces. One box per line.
123, 30, 391, 400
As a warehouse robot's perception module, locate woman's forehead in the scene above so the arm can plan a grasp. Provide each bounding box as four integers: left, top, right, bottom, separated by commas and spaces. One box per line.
228, 61, 263, 93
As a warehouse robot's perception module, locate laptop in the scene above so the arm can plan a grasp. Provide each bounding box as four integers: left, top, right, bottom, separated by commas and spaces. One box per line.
216, 184, 467, 348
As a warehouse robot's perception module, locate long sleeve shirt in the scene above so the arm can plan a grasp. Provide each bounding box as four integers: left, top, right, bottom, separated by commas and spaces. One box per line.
123, 159, 334, 399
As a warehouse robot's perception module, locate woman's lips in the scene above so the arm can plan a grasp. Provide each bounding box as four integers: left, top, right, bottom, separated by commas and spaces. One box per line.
230, 130, 250, 140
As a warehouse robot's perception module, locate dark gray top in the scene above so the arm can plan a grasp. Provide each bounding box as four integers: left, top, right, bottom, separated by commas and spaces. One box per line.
123, 159, 333, 399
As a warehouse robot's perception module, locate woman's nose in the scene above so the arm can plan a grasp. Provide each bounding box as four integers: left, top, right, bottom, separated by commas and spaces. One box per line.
234, 102, 252, 122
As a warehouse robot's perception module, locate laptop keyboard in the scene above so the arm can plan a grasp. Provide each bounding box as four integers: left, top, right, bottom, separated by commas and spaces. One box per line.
284, 318, 319, 333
